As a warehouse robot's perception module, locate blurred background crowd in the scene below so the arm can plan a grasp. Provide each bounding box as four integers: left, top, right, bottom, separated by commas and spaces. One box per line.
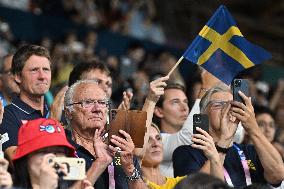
0, 0, 283, 157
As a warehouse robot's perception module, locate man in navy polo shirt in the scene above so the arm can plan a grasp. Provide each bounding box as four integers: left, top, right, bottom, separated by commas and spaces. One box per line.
0, 45, 51, 161
173, 83, 284, 188
64, 80, 147, 189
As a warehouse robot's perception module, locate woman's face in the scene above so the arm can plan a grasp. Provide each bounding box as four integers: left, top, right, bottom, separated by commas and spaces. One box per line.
256, 113, 276, 142
142, 126, 163, 167
27, 146, 67, 180
206, 91, 233, 132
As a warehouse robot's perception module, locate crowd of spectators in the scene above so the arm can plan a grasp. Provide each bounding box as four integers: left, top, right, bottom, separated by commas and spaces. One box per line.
0, 1, 283, 189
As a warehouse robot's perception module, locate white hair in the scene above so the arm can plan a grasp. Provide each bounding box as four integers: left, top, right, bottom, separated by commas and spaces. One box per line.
64, 79, 107, 125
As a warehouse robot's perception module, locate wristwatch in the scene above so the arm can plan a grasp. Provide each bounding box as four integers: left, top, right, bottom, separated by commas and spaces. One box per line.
215, 144, 230, 153
126, 168, 141, 181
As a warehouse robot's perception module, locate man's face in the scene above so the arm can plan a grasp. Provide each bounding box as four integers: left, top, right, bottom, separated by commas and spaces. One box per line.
1, 55, 20, 95
256, 113, 276, 142
69, 83, 108, 131
15, 55, 51, 97
156, 89, 189, 129
206, 91, 233, 132
80, 69, 112, 98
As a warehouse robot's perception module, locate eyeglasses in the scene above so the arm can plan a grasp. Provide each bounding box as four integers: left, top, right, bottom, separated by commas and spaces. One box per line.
207, 100, 230, 110
67, 99, 110, 109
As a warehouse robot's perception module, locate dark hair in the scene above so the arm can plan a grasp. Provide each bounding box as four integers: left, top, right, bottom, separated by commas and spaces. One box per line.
13, 156, 32, 188
11, 45, 51, 75
156, 83, 186, 108
68, 60, 110, 87
174, 173, 231, 189
254, 105, 275, 119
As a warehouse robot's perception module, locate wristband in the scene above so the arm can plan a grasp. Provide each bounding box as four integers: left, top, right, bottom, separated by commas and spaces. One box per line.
215, 144, 230, 153
126, 168, 141, 181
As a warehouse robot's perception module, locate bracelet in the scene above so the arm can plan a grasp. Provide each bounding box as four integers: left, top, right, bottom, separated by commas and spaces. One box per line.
126, 168, 141, 181
215, 144, 230, 153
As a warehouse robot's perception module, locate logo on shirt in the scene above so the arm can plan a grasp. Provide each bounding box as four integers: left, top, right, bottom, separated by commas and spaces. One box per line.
247, 160, 256, 171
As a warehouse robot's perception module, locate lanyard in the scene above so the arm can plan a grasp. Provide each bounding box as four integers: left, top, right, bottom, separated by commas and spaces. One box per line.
108, 162, 115, 189
224, 144, 252, 187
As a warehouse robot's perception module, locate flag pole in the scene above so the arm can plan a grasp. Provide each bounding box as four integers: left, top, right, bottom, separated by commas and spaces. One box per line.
167, 56, 184, 77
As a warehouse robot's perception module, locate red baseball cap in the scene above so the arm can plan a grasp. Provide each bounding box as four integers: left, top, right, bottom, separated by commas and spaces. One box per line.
13, 118, 76, 161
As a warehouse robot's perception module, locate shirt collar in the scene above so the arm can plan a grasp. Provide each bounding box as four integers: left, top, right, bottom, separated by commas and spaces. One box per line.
11, 96, 49, 116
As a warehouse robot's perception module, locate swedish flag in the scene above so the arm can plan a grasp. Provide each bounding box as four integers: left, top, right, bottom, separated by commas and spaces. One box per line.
183, 5, 271, 85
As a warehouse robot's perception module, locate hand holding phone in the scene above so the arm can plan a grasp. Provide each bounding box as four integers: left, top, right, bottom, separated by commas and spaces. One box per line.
232, 79, 249, 104
51, 157, 86, 180
193, 114, 209, 135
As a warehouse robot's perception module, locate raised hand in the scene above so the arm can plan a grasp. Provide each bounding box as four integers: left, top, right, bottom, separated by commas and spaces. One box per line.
93, 129, 113, 168
50, 86, 68, 121
109, 130, 135, 173
218, 102, 238, 147
118, 91, 133, 110
191, 127, 219, 161
39, 154, 67, 189
146, 76, 169, 103
230, 91, 258, 134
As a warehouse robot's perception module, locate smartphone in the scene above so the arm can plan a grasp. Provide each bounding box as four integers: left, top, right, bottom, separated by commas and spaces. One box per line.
193, 114, 209, 135
52, 157, 86, 180
232, 79, 249, 104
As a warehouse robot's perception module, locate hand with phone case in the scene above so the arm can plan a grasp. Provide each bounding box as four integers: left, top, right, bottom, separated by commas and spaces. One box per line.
230, 91, 258, 133
108, 130, 136, 175
232, 79, 249, 104
193, 114, 209, 135
192, 114, 218, 159
40, 154, 68, 189
52, 157, 86, 180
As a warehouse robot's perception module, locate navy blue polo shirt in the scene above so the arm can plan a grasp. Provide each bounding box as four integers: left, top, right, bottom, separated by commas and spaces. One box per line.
65, 130, 140, 189
0, 96, 49, 151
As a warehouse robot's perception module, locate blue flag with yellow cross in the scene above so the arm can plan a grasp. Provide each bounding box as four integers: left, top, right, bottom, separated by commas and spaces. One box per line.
183, 5, 271, 85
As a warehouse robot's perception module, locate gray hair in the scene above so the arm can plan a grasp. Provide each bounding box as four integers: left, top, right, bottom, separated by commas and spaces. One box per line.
64, 79, 103, 112
199, 82, 231, 113
64, 79, 107, 127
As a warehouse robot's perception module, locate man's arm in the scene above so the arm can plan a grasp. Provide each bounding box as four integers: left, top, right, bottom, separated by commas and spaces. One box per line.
109, 130, 148, 189
231, 92, 284, 184
0, 108, 21, 162
197, 100, 238, 177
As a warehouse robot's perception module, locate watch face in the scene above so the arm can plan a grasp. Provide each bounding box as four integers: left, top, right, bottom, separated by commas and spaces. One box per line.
127, 168, 140, 181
